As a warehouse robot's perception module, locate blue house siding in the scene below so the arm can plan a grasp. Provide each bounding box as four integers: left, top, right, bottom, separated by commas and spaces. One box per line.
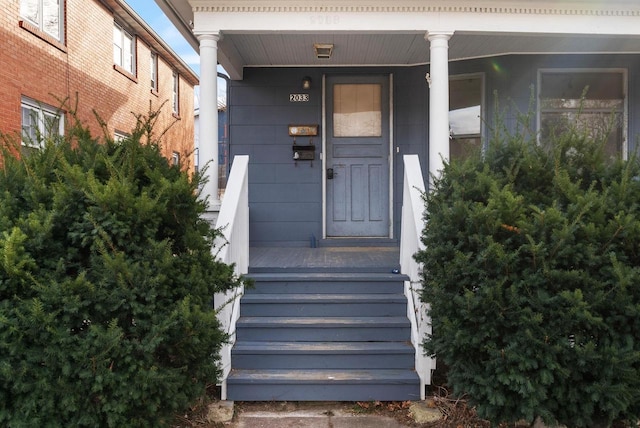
393, 66, 429, 241
230, 68, 324, 246
228, 54, 640, 247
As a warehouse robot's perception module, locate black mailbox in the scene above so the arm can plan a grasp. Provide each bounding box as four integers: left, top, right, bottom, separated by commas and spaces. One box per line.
293, 145, 315, 161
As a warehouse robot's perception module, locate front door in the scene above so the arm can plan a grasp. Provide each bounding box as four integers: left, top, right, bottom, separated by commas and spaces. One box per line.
326, 75, 390, 237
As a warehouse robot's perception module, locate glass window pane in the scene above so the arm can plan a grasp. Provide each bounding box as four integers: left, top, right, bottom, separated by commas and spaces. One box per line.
541, 72, 624, 100
150, 53, 157, 90
449, 77, 482, 136
333, 84, 382, 137
113, 26, 121, 47
42, 0, 60, 39
540, 71, 625, 157
21, 106, 38, 142
172, 73, 179, 113
541, 111, 623, 158
113, 27, 122, 66
43, 111, 61, 138
123, 32, 133, 72
20, 0, 39, 26
450, 137, 482, 159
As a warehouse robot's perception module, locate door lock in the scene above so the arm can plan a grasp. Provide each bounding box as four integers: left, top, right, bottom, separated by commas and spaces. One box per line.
327, 168, 334, 180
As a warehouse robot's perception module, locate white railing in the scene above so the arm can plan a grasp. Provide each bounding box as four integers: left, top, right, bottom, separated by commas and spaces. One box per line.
212, 155, 249, 400
400, 154, 436, 400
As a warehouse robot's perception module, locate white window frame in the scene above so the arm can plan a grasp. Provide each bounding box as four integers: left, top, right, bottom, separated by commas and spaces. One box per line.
537, 68, 628, 159
21, 97, 64, 150
20, 0, 65, 42
150, 52, 158, 92
113, 23, 135, 74
172, 72, 180, 115
114, 131, 129, 143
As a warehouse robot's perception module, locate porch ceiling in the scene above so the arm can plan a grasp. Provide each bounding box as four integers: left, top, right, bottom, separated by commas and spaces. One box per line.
219, 32, 640, 68
155, 0, 640, 80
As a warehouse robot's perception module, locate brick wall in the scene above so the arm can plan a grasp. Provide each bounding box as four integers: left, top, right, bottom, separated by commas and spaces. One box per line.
1, 0, 196, 166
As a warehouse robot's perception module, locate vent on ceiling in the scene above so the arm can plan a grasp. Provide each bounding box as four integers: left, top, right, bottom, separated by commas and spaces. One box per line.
314, 43, 334, 59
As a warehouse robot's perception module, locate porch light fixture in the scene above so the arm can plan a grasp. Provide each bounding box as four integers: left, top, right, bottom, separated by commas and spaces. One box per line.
302, 76, 312, 90
314, 43, 333, 59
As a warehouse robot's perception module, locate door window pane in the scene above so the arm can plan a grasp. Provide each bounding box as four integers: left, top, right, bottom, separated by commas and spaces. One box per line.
333, 84, 382, 137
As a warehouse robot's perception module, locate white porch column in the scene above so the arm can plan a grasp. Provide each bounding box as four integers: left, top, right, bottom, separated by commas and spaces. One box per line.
198, 33, 220, 213
425, 31, 453, 185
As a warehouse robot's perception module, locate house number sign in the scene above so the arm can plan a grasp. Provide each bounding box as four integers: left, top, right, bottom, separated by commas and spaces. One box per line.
289, 93, 310, 102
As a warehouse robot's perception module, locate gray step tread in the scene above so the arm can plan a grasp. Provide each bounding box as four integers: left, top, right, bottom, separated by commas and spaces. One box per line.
241, 294, 406, 302
228, 369, 418, 384
246, 272, 409, 281
233, 341, 414, 354
237, 316, 410, 327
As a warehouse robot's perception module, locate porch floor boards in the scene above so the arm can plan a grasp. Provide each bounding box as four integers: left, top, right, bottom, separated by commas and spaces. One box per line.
249, 246, 400, 271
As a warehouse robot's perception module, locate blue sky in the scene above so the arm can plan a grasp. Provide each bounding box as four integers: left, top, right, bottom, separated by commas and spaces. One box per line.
124, 0, 200, 76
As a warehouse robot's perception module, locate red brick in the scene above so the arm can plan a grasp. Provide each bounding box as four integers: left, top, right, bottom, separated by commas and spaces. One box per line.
1, 0, 196, 165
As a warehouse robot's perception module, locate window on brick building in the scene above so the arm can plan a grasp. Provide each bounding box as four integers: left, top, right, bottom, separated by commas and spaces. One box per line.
150, 52, 158, 92
172, 151, 180, 166
21, 98, 64, 155
113, 23, 135, 74
114, 131, 129, 143
20, 0, 65, 42
172, 72, 180, 115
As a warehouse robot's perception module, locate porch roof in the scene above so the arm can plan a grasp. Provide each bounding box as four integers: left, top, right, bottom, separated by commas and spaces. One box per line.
156, 0, 640, 80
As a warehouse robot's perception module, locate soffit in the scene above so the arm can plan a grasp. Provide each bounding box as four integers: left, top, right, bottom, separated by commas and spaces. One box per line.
221, 32, 640, 68
157, 0, 640, 80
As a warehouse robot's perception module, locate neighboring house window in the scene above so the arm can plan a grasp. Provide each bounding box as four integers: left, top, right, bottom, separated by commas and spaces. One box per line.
21, 98, 63, 154
150, 52, 158, 92
539, 69, 626, 159
172, 72, 180, 115
20, 0, 65, 42
114, 131, 128, 143
113, 23, 135, 74
172, 151, 180, 166
449, 74, 483, 160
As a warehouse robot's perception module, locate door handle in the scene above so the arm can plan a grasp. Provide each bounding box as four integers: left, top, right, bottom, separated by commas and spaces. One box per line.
327, 168, 335, 179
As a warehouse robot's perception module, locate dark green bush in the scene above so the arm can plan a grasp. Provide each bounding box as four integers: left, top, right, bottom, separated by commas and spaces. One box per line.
0, 113, 241, 427
417, 116, 640, 426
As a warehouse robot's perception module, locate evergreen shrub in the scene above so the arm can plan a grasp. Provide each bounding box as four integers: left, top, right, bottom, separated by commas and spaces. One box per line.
0, 111, 242, 427
416, 114, 640, 427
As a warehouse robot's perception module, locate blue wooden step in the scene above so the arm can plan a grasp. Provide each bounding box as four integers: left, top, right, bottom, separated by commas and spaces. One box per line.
245, 272, 407, 294
240, 293, 407, 317
232, 341, 415, 369
235, 316, 410, 341
227, 268, 420, 401
226, 369, 421, 401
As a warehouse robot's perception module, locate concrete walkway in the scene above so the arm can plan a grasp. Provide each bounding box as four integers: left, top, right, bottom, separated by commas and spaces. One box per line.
207, 401, 441, 427
230, 408, 408, 427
